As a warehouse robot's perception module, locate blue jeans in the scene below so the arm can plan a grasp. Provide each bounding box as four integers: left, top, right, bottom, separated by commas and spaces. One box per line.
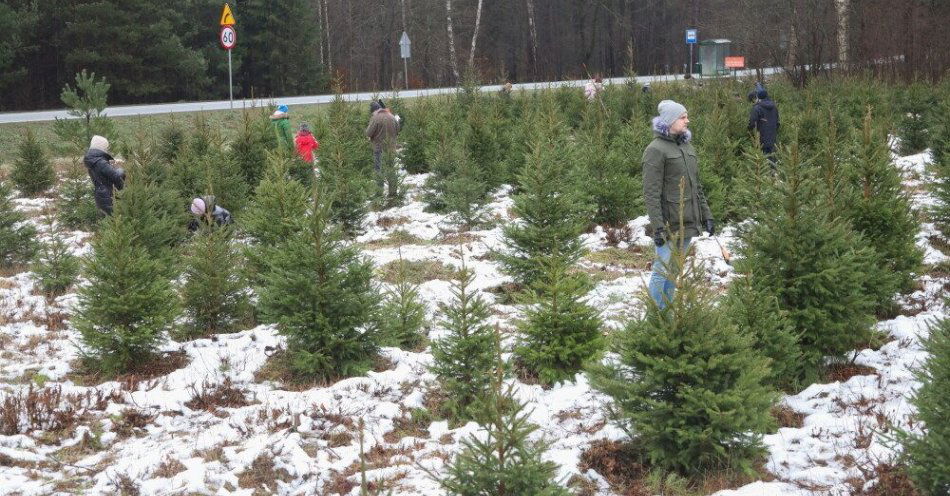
648, 236, 692, 310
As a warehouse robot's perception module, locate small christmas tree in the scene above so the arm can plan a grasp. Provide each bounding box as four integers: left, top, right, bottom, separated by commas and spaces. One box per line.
436, 337, 569, 496
11, 129, 55, 197
166, 118, 250, 214
845, 108, 922, 296
74, 215, 178, 374
111, 170, 187, 275
155, 120, 187, 165
932, 158, 950, 237
241, 152, 310, 282
497, 136, 592, 288
423, 131, 488, 224
378, 253, 428, 350
578, 106, 644, 226
898, 82, 931, 155
732, 138, 777, 221
319, 140, 372, 237
514, 255, 603, 386
428, 260, 497, 423
722, 276, 801, 390
230, 109, 278, 189
375, 145, 404, 207
0, 179, 37, 269
736, 142, 877, 381
31, 218, 80, 297
929, 97, 950, 169
896, 316, 950, 495
587, 232, 775, 475
56, 159, 100, 231
178, 222, 250, 340
257, 187, 380, 381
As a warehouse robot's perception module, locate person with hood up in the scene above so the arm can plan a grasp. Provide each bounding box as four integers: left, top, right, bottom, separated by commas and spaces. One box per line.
642, 100, 714, 310
83, 135, 125, 216
271, 104, 294, 151
365, 99, 401, 177
748, 84, 780, 161
188, 195, 232, 232
295, 123, 319, 163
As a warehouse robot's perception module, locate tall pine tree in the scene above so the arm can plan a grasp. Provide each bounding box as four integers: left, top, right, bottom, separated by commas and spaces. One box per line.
257, 187, 380, 381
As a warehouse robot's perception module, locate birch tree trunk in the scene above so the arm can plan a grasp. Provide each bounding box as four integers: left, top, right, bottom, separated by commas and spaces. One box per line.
835, 0, 849, 66
468, 0, 484, 71
323, 0, 332, 75
316, 0, 324, 66
525, 0, 540, 76
445, 0, 460, 82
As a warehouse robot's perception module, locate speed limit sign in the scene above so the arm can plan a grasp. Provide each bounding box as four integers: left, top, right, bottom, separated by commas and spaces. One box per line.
220, 26, 236, 50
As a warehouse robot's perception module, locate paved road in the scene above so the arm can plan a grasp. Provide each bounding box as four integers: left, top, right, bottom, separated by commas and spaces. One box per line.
0, 68, 778, 124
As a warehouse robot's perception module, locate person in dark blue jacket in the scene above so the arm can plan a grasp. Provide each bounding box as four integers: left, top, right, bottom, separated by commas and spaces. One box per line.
82, 135, 124, 215
748, 86, 780, 162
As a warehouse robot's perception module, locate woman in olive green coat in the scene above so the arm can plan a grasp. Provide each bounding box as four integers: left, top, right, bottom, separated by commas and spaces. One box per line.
642, 100, 714, 309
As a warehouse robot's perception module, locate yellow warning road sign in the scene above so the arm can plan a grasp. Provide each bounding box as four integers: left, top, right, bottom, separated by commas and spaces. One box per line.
220, 3, 235, 26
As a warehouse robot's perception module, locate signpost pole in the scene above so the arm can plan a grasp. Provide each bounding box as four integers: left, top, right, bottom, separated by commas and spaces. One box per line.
685, 28, 697, 78
228, 50, 233, 109
399, 31, 411, 91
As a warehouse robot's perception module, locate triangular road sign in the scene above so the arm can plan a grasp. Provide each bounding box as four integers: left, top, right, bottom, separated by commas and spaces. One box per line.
220, 3, 236, 26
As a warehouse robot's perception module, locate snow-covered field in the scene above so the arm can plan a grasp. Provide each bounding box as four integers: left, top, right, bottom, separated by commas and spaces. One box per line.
1, 150, 947, 495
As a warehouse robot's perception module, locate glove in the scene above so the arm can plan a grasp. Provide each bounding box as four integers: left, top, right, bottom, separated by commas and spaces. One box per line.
705, 219, 715, 236
653, 227, 666, 247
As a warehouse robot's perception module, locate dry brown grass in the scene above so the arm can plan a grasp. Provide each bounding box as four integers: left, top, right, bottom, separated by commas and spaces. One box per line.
237, 453, 293, 495
112, 408, 156, 439
823, 362, 878, 383
578, 439, 771, 496
375, 215, 412, 230
377, 258, 461, 284
66, 350, 190, 388
363, 230, 429, 249
771, 404, 806, 429
152, 456, 187, 478
185, 377, 253, 415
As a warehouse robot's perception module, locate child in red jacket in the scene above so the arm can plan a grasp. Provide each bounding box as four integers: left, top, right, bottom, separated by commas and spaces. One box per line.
294, 123, 319, 163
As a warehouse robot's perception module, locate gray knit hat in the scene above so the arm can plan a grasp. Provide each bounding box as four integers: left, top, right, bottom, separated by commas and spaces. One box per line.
657, 100, 687, 127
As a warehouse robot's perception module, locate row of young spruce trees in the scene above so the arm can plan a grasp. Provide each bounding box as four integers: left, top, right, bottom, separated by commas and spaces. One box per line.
2, 73, 950, 494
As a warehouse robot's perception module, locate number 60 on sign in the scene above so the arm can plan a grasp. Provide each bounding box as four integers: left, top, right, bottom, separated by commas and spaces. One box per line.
220, 26, 236, 50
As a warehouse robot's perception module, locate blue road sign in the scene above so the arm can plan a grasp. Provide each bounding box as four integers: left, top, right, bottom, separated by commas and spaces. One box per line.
686, 29, 697, 44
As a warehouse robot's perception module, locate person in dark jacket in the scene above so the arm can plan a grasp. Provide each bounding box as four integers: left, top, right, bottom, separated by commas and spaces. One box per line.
188, 196, 232, 231
365, 100, 401, 175
642, 100, 714, 310
748, 87, 780, 161
83, 135, 124, 216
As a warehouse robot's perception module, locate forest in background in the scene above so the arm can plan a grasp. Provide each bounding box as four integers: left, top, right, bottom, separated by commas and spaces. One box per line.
0, 0, 947, 112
